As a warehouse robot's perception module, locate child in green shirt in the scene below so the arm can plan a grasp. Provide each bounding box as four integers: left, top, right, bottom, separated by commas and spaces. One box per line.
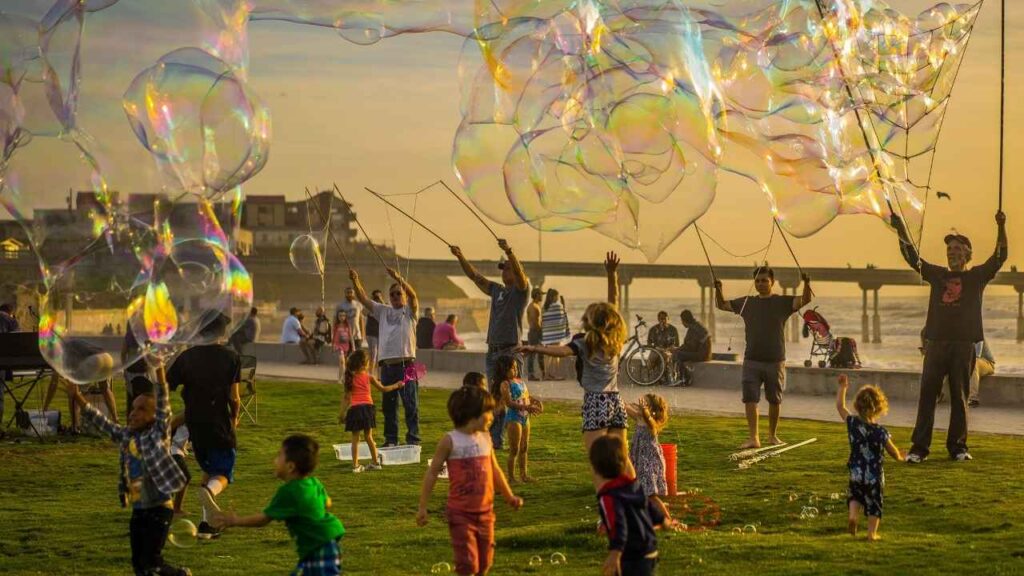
212, 434, 345, 575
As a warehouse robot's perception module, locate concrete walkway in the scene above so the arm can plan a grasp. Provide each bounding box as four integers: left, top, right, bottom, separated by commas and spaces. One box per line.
258, 362, 1024, 436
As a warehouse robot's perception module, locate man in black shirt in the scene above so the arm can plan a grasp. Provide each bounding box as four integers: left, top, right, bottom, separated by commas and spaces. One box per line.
647, 311, 680, 350
716, 267, 811, 449
167, 313, 241, 539
416, 307, 436, 349
671, 310, 712, 387
893, 211, 1007, 463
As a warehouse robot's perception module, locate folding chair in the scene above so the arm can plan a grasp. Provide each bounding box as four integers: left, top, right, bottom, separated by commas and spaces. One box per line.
239, 355, 258, 425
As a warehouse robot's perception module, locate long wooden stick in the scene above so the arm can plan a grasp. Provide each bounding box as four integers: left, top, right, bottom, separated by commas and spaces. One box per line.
303, 186, 352, 268
363, 186, 452, 247
332, 183, 389, 269
439, 179, 499, 241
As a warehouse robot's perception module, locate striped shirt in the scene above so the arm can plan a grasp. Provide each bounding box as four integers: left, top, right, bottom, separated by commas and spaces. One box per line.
541, 302, 570, 346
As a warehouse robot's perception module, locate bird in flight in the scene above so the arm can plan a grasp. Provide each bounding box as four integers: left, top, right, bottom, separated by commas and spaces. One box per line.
936, 191, 951, 200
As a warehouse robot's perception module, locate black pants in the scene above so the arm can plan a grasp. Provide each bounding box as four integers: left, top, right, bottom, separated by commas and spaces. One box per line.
912, 340, 975, 458
621, 555, 658, 575
129, 505, 173, 576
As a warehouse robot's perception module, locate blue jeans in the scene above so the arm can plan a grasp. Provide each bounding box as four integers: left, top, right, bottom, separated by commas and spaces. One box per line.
485, 346, 523, 450
381, 363, 420, 445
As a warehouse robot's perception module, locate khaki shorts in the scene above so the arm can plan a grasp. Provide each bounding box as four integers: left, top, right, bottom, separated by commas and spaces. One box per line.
742, 360, 786, 405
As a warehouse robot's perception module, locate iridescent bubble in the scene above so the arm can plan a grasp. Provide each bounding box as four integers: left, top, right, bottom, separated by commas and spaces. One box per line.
123, 47, 271, 197
430, 562, 452, 574
167, 518, 197, 548
528, 555, 543, 567
289, 234, 325, 276
550, 552, 567, 565
830, 492, 842, 501
743, 524, 757, 534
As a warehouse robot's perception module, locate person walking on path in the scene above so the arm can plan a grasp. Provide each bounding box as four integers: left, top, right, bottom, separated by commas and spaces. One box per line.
350, 267, 421, 447
716, 266, 812, 449
892, 211, 1007, 463
336, 287, 365, 351
526, 288, 545, 381
451, 238, 530, 450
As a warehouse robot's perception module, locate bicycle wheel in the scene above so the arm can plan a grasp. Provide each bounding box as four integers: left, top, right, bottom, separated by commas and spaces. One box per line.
624, 345, 666, 386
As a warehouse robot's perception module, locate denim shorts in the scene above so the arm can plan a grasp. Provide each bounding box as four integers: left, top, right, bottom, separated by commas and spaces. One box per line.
193, 446, 236, 482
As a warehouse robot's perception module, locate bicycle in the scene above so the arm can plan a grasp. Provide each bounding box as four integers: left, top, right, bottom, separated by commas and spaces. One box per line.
620, 314, 668, 386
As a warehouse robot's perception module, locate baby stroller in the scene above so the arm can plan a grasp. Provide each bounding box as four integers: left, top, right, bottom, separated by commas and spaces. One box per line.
801, 308, 861, 369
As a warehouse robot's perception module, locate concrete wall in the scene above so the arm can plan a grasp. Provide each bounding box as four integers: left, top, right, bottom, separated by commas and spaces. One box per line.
64, 340, 1024, 406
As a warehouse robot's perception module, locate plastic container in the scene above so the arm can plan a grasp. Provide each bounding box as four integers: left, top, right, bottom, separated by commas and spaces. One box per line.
661, 443, 678, 496
378, 444, 421, 466
27, 410, 59, 436
332, 443, 371, 461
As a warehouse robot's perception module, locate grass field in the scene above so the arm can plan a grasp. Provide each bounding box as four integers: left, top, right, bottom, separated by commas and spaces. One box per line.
1, 379, 1022, 575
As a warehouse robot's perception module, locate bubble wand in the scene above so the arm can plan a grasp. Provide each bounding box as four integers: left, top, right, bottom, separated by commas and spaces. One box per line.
303, 186, 353, 269
439, 179, 500, 241
363, 186, 453, 247
332, 183, 390, 269
773, 216, 814, 297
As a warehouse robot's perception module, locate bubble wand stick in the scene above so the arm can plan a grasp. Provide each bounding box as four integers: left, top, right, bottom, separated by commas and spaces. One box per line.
303, 186, 353, 269
363, 186, 453, 247
332, 183, 390, 269
438, 179, 500, 241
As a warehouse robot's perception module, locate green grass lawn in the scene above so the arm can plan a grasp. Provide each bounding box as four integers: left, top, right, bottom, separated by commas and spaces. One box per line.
1, 380, 1022, 575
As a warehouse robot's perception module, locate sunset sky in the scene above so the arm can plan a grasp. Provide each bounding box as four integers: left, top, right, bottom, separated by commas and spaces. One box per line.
4, 0, 1021, 298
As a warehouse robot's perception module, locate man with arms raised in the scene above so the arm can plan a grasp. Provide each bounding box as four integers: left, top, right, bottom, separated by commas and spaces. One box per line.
716, 267, 811, 449
893, 211, 1006, 463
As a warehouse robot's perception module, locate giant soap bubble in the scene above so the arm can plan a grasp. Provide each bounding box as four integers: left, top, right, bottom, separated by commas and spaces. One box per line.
123, 47, 271, 198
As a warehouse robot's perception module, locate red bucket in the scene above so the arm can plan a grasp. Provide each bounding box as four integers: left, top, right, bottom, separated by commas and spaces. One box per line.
660, 443, 677, 496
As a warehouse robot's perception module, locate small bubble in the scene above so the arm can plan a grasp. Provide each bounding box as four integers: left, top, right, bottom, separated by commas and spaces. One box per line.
743, 524, 757, 534
788, 493, 799, 502
550, 552, 567, 565
431, 562, 452, 574
167, 519, 197, 548
732, 527, 743, 534
830, 492, 842, 501
529, 555, 543, 567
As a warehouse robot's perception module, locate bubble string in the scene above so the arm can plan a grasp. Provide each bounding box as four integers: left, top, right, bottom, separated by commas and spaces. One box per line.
692, 223, 716, 284
333, 183, 389, 269
999, 0, 1005, 211
440, 178, 499, 242
405, 192, 419, 279
302, 186, 353, 269
303, 186, 333, 306
362, 186, 453, 247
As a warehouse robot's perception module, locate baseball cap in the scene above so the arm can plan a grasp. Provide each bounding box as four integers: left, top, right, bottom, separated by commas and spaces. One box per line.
943, 233, 972, 251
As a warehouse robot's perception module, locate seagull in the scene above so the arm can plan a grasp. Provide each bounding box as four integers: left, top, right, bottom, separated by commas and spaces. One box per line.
936, 191, 951, 200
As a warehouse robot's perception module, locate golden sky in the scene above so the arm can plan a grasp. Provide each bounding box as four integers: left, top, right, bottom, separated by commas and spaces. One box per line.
4, 1, 1021, 298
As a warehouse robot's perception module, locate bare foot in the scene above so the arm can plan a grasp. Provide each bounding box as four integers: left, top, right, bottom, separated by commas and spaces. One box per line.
866, 533, 881, 542
768, 436, 784, 446
847, 518, 858, 536
739, 439, 761, 449
508, 477, 521, 485
520, 475, 537, 483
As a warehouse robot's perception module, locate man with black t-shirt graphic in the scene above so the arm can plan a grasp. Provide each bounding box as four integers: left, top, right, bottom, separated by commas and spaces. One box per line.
893, 211, 1007, 463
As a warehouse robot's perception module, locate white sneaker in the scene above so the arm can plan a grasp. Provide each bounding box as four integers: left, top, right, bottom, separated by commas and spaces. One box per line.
367, 462, 382, 471
198, 486, 221, 513
952, 452, 973, 462
352, 465, 365, 473
905, 452, 926, 464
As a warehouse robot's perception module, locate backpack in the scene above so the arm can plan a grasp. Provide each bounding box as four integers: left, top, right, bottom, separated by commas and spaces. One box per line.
829, 337, 861, 369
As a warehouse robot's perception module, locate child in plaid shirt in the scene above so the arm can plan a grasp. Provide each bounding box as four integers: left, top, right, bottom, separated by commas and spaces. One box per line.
212, 434, 346, 575
70, 364, 190, 576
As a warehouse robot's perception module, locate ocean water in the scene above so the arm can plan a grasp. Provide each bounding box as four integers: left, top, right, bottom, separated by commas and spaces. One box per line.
461, 296, 1024, 374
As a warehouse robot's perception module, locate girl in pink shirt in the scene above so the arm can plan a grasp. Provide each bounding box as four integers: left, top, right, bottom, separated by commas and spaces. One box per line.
333, 310, 353, 383
417, 387, 523, 576
342, 350, 404, 472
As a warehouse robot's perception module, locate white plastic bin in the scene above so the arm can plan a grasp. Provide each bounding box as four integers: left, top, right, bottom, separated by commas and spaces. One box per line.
378, 445, 421, 466
332, 443, 371, 461
27, 410, 59, 436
